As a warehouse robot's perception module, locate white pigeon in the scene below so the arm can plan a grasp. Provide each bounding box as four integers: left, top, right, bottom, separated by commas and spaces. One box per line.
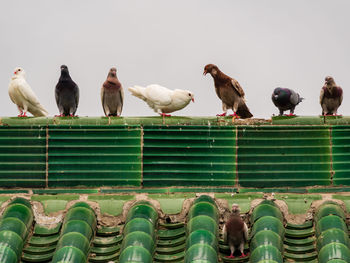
128, 84, 194, 116
8, 67, 48, 117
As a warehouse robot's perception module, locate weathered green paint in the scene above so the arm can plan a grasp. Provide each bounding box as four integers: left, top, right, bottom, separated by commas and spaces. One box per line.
0, 118, 348, 189
275, 194, 322, 214
331, 126, 350, 185
0, 126, 46, 187
143, 126, 236, 187
237, 126, 331, 187
47, 125, 142, 187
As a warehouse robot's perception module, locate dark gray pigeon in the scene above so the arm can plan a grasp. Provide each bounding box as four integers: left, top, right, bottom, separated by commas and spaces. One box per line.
272, 87, 303, 116
101, 67, 124, 117
55, 65, 79, 116
320, 76, 343, 116
223, 204, 248, 258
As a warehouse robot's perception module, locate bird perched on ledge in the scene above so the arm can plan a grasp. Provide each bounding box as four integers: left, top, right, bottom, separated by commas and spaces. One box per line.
101, 67, 124, 117
223, 203, 248, 258
8, 67, 48, 117
55, 65, 79, 117
320, 76, 343, 116
272, 87, 304, 116
128, 84, 194, 116
203, 64, 253, 119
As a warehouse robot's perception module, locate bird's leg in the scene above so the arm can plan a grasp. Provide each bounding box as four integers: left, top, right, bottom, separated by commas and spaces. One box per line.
230, 102, 240, 119
279, 109, 284, 116
217, 103, 228, 116
239, 243, 247, 257
286, 108, 296, 116
226, 246, 235, 258
20, 105, 28, 117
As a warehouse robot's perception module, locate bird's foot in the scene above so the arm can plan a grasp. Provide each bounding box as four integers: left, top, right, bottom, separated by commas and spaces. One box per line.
70, 114, 78, 117
18, 112, 28, 117
160, 113, 171, 117
285, 113, 295, 117
216, 112, 227, 117
239, 253, 248, 258
226, 254, 235, 259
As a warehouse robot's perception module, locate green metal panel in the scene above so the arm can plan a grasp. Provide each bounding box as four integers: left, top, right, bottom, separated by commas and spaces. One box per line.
47, 125, 142, 187
0, 126, 46, 187
143, 126, 236, 187
237, 126, 331, 187
331, 126, 350, 185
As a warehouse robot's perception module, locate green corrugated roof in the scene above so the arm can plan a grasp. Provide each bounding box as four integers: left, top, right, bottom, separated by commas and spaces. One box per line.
0, 117, 349, 189
0, 194, 348, 262
0, 116, 349, 262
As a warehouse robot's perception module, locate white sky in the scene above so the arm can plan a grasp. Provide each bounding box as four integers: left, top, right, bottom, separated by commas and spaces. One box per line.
1, 0, 349, 118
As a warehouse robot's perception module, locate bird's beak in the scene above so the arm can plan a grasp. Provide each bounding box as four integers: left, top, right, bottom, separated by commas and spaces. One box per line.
203, 70, 207, 76
14, 71, 17, 74
274, 95, 278, 99
191, 97, 195, 103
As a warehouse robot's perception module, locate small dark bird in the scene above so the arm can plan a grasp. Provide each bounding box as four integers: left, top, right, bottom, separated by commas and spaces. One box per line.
101, 67, 124, 117
203, 64, 253, 119
320, 76, 343, 116
223, 204, 248, 258
272, 87, 304, 116
55, 65, 79, 116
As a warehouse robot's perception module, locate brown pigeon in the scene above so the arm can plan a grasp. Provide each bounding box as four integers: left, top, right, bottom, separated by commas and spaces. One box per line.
101, 67, 124, 117
223, 204, 248, 258
203, 64, 253, 118
320, 76, 343, 116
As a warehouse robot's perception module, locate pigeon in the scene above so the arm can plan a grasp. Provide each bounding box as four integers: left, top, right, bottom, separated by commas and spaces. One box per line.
203, 64, 253, 118
101, 67, 124, 117
128, 84, 194, 116
55, 65, 79, 116
223, 204, 248, 258
272, 87, 304, 116
320, 76, 343, 116
8, 67, 48, 117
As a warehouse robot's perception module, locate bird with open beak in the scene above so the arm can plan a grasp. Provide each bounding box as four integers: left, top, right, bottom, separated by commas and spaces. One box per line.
320, 76, 343, 116
223, 203, 248, 258
203, 64, 253, 119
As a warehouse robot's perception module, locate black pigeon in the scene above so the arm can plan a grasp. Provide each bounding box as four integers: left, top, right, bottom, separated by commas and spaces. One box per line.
272, 87, 303, 116
55, 65, 79, 116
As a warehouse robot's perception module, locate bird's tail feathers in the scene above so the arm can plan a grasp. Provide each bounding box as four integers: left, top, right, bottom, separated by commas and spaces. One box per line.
30, 104, 48, 117
128, 86, 147, 100
237, 102, 253, 119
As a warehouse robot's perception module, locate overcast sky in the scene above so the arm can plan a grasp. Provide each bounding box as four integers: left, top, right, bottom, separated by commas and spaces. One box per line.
1, 0, 349, 118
